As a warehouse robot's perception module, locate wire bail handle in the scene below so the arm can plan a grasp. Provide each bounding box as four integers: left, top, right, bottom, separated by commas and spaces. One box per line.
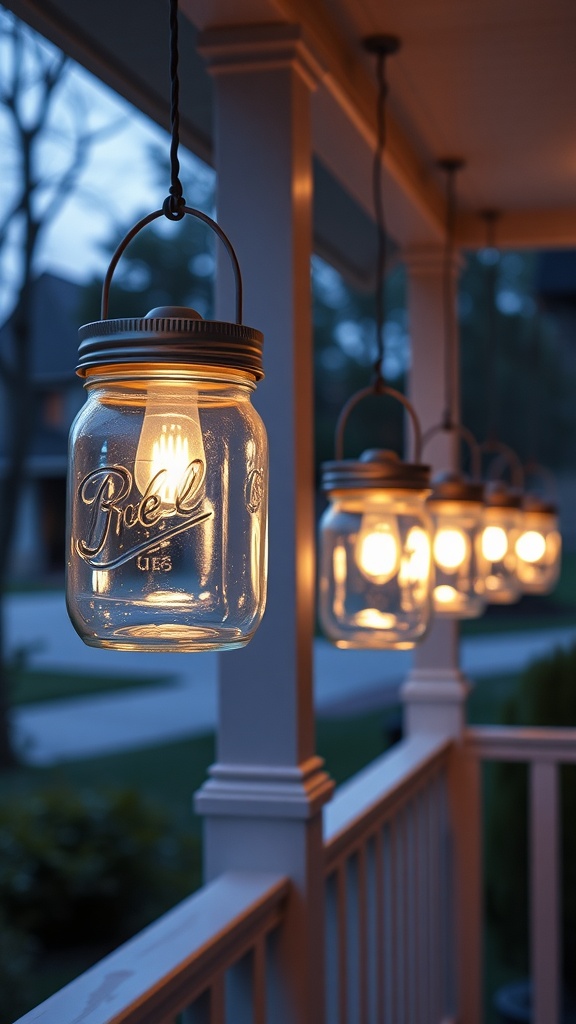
422, 421, 482, 480
335, 382, 423, 463
480, 438, 524, 490
100, 206, 244, 323
523, 460, 558, 503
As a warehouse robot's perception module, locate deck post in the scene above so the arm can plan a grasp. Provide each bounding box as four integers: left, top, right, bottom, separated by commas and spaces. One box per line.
195, 25, 334, 1024
401, 244, 482, 1024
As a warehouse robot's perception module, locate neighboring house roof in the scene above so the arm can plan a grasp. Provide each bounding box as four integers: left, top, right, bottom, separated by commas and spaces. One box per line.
0, 272, 83, 384
0, 273, 84, 469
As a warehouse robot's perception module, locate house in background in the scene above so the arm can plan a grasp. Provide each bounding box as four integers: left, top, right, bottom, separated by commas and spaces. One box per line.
0, 273, 84, 576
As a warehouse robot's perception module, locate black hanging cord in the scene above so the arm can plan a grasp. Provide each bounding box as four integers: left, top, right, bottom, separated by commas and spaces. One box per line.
481, 209, 500, 442
364, 36, 400, 392
163, 0, 186, 221
438, 158, 464, 431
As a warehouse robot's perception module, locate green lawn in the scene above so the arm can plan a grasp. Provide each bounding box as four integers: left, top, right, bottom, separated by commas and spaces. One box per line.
9, 668, 172, 706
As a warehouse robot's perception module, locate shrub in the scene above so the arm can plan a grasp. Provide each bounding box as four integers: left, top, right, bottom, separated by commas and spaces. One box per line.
486, 642, 576, 987
0, 786, 196, 947
0, 910, 36, 1021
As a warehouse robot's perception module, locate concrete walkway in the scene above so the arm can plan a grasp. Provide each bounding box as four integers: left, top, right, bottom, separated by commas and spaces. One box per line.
7, 592, 576, 766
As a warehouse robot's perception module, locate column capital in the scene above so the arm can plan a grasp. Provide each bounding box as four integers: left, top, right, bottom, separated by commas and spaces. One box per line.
198, 23, 325, 91
402, 242, 464, 276
195, 755, 334, 819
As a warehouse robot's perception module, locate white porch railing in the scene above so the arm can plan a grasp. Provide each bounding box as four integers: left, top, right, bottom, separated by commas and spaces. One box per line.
323, 734, 455, 1024
15, 871, 289, 1024
466, 725, 576, 1024
13, 725, 574, 1024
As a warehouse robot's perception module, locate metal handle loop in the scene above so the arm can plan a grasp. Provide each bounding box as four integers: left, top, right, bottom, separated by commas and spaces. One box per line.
523, 460, 558, 502
101, 206, 243, 323
422, 421, 482, 479
335, 383, 423, 462
480, 439, 524, 490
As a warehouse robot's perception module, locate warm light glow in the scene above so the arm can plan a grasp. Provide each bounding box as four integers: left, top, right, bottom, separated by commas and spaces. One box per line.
434, 584, 458, 605
353, 608, 397, 629
134, 386, 205, 504
400, 526, 431, 587
355, 516, 400, 583
516, 530, 547, 564
433, 528, 467, 571
482, 525, 508, 562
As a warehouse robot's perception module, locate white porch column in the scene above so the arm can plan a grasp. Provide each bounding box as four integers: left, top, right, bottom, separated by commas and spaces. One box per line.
402, 247, 482, 1024
401, 244, 470, 740
195, 25, 333, 1024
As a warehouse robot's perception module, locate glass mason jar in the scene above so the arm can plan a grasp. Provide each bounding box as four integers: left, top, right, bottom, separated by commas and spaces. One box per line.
427, 473, 488, 619
66, 307, 267, 652
515, 496, 562, 594
481, 482, 522, 604
319, 450, 433, 649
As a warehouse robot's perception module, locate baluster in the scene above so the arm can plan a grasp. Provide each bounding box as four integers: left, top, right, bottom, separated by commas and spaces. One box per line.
374, 828, 385, 1024
428, 773, 441, 1024
406, 798, 416, 1024
325, 870, 339, 1024
530, 760, 560, 1024
382, 822, 394, 1024
414, 789, 427, 1024
358, 843, 369, 1024
338, 862, 349, 1023
253, 935, 267, 1024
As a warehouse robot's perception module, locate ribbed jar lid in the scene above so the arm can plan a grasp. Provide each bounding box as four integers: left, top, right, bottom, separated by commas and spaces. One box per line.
427, 471, 484, 504
321, 449, 430, 493
522, 494, 558, 515
484, 480, 522, 509
77, 305, 264, 380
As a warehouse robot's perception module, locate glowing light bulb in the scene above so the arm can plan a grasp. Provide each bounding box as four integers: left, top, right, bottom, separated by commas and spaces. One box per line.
482, 525, 508, 563
134, 386, 206, 507
516, 530, 547, 564
355, 516, 401, 583
434, 584, 458, 605
433, 528, 468, 571
399, 526, 431, 589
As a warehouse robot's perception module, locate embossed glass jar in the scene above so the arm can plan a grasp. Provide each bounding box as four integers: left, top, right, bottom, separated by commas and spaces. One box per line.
66, 306, 267, 652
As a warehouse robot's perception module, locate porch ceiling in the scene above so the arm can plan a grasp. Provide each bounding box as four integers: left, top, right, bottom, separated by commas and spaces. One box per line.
6, 0, 576, 281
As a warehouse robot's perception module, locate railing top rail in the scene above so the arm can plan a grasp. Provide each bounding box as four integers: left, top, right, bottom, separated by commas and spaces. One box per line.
466, 725, 576, 764
15, 871, 290, 1024
323, 734, 451, 867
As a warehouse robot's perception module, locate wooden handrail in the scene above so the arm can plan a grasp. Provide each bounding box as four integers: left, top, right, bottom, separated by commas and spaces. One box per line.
323, 734, 451, 869
465, 724, 576, 763
15, 871, 290, 1024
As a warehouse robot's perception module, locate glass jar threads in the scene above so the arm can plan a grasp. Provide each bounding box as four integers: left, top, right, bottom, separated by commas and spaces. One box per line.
427, 472, 488, 618
319, 449, 433, 649
66, 303, 267, 652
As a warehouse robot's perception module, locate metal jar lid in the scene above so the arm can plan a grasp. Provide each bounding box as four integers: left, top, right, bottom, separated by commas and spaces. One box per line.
427, 470, 484, 505
484, 480, 522, 509
522, 494, 558, 516
77, 305, 264, 380
321, 448, 430, 493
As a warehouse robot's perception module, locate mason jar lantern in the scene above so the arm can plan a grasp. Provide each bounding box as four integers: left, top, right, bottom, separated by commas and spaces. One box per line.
515, 495, 562, 595
66, 209, 267, 652
427, 472, 488, 618
481, 481, 522, 604
319, 449, 433, 648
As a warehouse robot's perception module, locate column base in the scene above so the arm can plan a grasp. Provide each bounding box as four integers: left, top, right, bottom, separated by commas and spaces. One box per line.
401, 667, 472, 739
